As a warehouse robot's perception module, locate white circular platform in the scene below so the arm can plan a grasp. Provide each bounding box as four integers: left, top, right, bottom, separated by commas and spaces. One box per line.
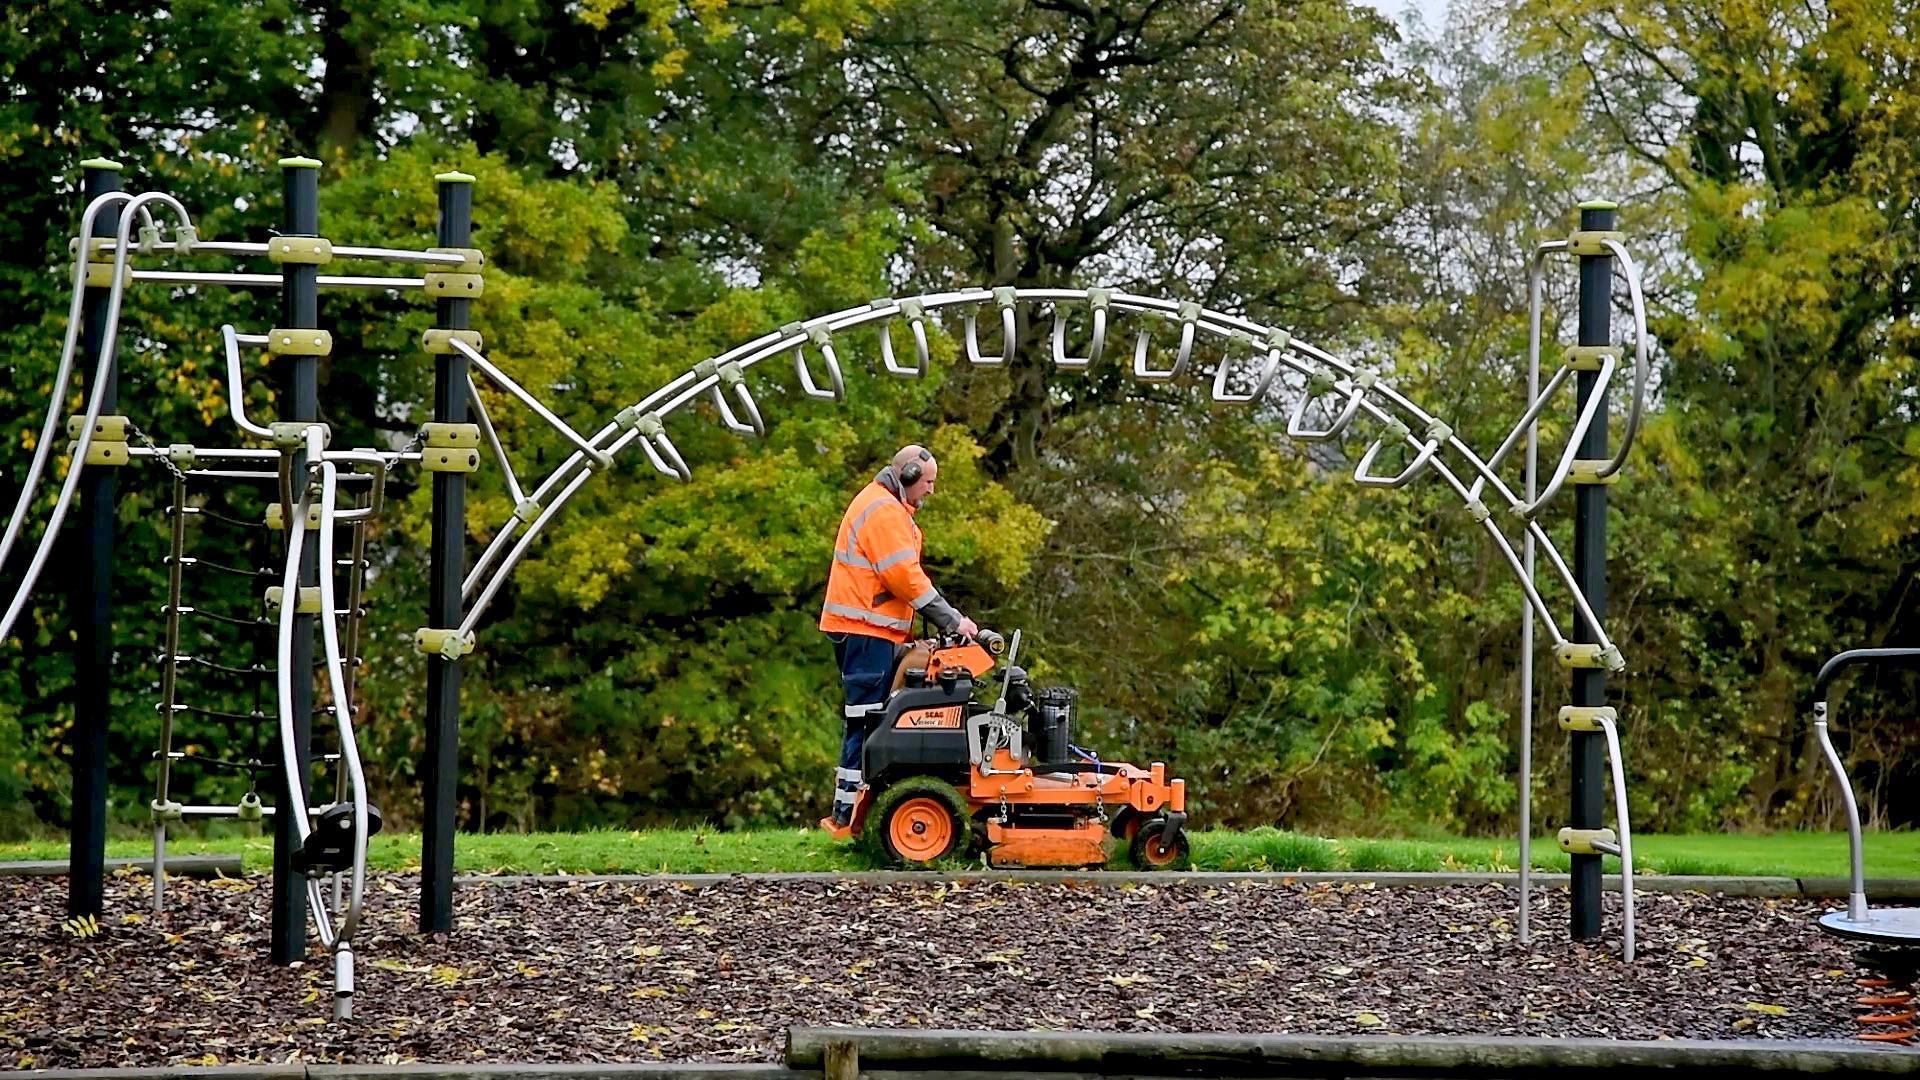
1818, 906, 1920, 945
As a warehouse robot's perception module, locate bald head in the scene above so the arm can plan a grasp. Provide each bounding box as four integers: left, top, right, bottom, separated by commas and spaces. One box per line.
892, 444, 937, 508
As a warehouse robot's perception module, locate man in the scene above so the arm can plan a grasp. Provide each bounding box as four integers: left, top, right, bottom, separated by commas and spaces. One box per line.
818, 444, 979, 832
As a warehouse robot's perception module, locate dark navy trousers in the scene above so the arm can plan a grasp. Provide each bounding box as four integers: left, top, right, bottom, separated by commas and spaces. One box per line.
829, 631, 896, 822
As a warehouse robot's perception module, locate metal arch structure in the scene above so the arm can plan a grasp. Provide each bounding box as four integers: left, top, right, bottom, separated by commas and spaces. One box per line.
3, 163, 1652, 1023
458, 282, 1648, 662
445, 234, 1653, 959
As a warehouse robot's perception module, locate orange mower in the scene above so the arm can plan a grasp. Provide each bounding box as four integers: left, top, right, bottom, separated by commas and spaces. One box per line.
829, 628, 1190, 869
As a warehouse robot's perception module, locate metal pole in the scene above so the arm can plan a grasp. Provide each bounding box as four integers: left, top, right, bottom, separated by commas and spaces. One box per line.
420, 170, 474, 934
271, 156, 322, 964
1569, 200, 1614, 940
67, 157, 124, 924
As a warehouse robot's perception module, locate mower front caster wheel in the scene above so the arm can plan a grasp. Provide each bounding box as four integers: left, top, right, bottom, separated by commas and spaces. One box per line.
1129, 816, 1191, 871
872, 777, 970, 867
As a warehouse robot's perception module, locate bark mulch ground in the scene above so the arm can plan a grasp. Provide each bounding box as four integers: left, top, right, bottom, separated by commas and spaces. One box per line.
0, 870, 1874, 1068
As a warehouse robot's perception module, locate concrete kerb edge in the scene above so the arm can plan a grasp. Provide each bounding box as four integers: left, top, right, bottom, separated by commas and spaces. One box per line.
448, 868, 1901, 899
0, 855, 245, 878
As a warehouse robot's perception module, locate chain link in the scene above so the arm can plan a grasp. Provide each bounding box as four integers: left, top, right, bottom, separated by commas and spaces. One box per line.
385, 427, 426, 474
125, 420, 190, 484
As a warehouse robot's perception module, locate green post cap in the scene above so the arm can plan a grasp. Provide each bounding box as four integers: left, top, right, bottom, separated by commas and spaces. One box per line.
278, 156, 323, 169
1578, 199, 1619, 211
435, 171, 477, 183
79, 158, 124, 171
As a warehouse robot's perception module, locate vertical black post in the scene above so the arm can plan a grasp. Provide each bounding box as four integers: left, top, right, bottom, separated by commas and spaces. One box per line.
420, 171, 474, 934
271, 156, 322, 964
1569, 200, 1614, 940
67, 157, 124, 922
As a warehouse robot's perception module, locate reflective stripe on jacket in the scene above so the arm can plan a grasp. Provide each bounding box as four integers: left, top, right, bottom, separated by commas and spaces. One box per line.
819, 472, 939, 643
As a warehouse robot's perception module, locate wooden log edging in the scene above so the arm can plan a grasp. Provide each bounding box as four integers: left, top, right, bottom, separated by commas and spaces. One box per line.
785, 1028, 1920, 1078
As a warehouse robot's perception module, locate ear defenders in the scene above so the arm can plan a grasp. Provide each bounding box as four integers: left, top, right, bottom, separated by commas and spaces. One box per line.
900, 447, 932, 486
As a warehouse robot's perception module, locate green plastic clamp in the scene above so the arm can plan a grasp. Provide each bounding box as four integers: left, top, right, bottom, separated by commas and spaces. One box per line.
1557, 827, 1618, 855
1567, 229, 1626, 256
268, 421, 328, 449
266, 236, 333, 266
423, 272, 484, 298
422, 422, 482, 449
423, 328, 484, 355
84, 262, 132, 289
1564, 344, 1621, 372
1558, 705, 1618, 732
264, 503, 324, 530
1568, 459, 1618, 485
263, 585, 323, 614
414, 627, 476, 659
66, 415, 129, 441
427, 246, 486, 273
266, 328, 333, 357
1556, 642, 1625, 672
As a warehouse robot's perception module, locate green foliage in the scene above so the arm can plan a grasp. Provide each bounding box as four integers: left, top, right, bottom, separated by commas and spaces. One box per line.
4, 0, 1920, 846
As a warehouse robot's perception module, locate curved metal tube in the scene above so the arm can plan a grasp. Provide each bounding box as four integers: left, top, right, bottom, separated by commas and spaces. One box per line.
1050, 292, 1109, 370
1597, 712, 1635, 962
1594, 239, 1650, 479
220, 325, 277, 439
1517, 241, 1551, 947
1463, 366, 1574, 507
1814, 648, 1920, 702
275, 428, 372, 1018
710, 368, 766, 437
449, 338, 611, 469
459, 468, 596, 638
794, 338, 845, 400
1516, 353, 1617, 519
878, 300, 932, 378
963, 292, 1015, 366
1352, 424, 1444, 488
1814, 707, 1869, 922
1286, 377, 1368, 441
0, 191, 138, 600
1131, 328, 1184, 380
1210, 338, 1284, 404
466, 373, 528, 510
447, 285, 1610, 656
1, 191, 193, 642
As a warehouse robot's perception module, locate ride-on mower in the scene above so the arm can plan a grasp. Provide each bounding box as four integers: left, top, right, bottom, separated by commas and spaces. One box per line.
825, 628, 1190, 869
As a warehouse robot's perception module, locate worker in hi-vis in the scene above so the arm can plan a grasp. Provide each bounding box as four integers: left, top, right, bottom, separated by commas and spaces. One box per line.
817, 444, 978, 831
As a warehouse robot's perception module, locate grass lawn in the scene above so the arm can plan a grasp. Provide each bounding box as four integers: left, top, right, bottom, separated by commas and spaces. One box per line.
4, 826, 1916, 878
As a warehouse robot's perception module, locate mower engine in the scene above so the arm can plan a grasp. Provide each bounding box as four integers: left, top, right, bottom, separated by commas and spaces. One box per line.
842, 628, 1191, 870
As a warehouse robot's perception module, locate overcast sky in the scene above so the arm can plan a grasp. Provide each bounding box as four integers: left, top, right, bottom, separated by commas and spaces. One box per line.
1367, 0, 1452, 36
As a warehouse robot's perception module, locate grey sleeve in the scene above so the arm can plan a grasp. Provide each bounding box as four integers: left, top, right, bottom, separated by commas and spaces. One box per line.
916, 591, 963, 632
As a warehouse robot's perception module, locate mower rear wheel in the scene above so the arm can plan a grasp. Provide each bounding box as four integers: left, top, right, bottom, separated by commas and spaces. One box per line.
873, 777, 970, 867
1129, 816, 1191, 871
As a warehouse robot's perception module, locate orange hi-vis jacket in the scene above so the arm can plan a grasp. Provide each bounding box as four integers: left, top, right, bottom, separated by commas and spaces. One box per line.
820, 472, 945, 643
